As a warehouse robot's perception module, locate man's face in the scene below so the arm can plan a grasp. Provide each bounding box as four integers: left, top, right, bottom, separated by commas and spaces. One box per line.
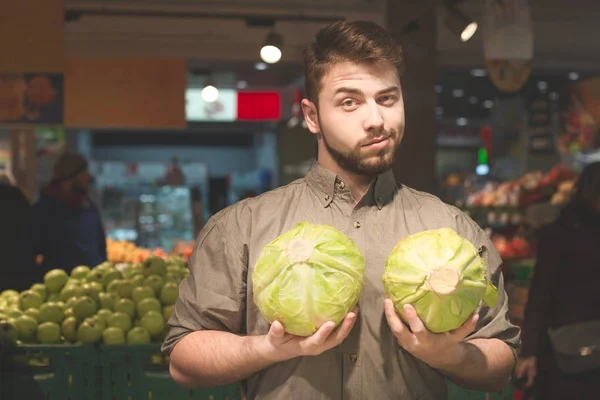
72, 169, 91, 194
302, 61, 405, 177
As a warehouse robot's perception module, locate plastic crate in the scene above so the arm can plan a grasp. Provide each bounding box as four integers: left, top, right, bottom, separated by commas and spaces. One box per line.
99, 344, 241, 400
1, 343, 104, 400
447, 380, 514, 400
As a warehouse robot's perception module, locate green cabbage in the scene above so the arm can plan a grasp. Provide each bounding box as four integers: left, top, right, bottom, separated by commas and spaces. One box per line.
382, 228, 498, 333
252, 222, 365, 336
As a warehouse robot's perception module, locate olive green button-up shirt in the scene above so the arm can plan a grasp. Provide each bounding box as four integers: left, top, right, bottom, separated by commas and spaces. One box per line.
162, 162, 521, 400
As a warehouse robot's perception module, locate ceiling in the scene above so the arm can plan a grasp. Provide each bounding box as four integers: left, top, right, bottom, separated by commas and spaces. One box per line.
63, 0, 600, 90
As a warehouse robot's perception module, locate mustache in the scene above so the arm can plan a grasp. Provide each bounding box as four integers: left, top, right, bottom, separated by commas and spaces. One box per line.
358, 129, 396, 147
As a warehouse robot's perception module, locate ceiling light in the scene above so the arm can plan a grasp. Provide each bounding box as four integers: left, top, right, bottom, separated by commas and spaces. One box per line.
537, 81, 548, 91
260, 32, 283, 64
452, 89, 465, 97
483, 100, 494, 109
550, 92, 559, 100
456, 117, 468, 126
444, 4, 478, 42
236, 80, 248, 89
470, 69, 487, 77
469, 96, 479, 104
201, 80, 219, 103
568, 72, 579, 81
254, 62, 268, 71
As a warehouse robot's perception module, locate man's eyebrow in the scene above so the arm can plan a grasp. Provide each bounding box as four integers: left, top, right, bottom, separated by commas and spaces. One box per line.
333, 86, 400, 96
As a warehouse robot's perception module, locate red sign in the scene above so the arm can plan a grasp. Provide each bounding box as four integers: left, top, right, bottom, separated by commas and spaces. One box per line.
236, 91, 281, 121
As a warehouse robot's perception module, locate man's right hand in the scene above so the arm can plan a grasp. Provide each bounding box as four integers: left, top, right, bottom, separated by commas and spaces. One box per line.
256, 308, 358, 363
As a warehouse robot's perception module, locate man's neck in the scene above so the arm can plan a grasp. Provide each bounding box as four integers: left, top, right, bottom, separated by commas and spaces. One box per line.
317, 158, 374, 204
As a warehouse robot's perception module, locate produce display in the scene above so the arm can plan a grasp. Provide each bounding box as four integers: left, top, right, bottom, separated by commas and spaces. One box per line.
252, 222, 365, 336
465, 164, 576, 209
383, 228, 498, 333
106, 238, 167, 264
0, 255, 189, 347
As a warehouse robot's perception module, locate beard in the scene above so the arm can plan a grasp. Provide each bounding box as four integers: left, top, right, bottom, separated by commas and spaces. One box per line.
319, 122, 401, 177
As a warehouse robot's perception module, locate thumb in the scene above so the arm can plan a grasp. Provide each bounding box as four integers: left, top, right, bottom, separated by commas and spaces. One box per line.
268, 321, 285, 339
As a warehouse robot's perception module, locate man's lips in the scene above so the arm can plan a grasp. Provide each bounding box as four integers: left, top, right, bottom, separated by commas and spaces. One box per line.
362, 136, 390, 147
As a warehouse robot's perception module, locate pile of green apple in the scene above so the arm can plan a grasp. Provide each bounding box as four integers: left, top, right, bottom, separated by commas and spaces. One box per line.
0, 255, 188, 346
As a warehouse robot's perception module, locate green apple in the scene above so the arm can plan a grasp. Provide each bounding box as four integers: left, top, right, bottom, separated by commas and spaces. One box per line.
136, 298, 161, 318
72, 296, 97, 320
13, 315, 38, 342
159, 282, 178, 306
130, 275, 145, 287
164, 272, 181, 284
102, 327, 126, 345
99, 292, 118, 311
61, 316, 79, 343
0, 320, 18, 345
132, 286, 155, 304
1, 290, 19, 299
142, 256, 167, 277
47, 293, 60, 302
83, 282, 103, 303
143, 275, 164, 296
37, 321, 61, 344
140, 310, 165, 338
44, 269, 69, 293
179, 268, 190, 279
30, 284, 48, 302
39, 302, 64, 324
107, 311, 132, 333
23, 308, 40, 323
59, 284, 84, 302
162, 305, 175, 322
71, 265, 91, 280
114, 298, 136, 319
96, 309, 113, 323
77, 320, 102, 344
84, 315, 106, 331
126, 326, 151, 345
18, 290, 43, 311
86, 269, 104, 285
102, 268, 122, 288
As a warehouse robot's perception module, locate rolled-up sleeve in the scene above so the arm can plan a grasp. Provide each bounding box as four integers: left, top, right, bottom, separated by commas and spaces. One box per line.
455, 213, 522, 354
161, 215, 248, 355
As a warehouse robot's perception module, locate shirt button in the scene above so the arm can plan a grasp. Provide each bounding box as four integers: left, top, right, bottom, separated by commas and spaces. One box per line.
377, 196, 382, 202
349, 353, 358, 363
325, 195, 330, 200
353, 221, 361, 229
339, 181, 345, 189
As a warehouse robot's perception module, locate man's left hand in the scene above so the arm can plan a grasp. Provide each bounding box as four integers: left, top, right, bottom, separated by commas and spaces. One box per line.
384, 299, 479, 369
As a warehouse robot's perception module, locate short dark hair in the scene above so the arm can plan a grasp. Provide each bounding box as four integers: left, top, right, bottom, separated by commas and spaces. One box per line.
303, 20, 404, 105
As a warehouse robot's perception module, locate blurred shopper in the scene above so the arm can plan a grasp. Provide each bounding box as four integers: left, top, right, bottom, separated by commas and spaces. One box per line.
24, 152, 107, 276
0, 174, 31, 291
517, 162, 600, 399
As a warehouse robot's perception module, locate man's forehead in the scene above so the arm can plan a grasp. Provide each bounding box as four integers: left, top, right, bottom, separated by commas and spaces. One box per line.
321, 62, 400, 92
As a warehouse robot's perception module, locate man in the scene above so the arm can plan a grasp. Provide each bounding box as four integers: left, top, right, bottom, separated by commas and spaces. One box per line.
25, 152, 107, 275
162, 21, 520, 400
0, 174, 31, 291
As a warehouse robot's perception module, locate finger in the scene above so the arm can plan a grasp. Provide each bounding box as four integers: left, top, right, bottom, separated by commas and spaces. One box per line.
450, 313, 479, 341
402, 305, 427, 336
526, 371, 535, 387
268, 321, 285, 339
306, 321, 336, 346
384, 299, 410, 342
328, 311, 358, 346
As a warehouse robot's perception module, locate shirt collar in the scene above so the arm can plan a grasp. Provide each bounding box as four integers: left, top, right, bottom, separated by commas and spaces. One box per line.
305, 161, 397, 209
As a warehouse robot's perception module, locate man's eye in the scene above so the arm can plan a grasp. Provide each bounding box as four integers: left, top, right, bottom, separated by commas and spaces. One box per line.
342, 99, 355, 107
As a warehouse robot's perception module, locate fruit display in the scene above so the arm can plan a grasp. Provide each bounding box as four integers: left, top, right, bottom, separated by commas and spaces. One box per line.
252, 222, 365, 337
0, 255, 189, 347
465, 164, 576, 209
491, 234, 534, 260
383, 228, 498, 333
107, 238, 193, 264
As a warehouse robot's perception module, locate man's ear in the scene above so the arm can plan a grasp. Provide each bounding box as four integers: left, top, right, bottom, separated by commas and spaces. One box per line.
301, 99, 320, 135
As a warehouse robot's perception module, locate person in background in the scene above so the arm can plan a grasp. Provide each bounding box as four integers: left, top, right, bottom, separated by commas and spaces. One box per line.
516, 162, 600, 399
0, 174, 31, 291
24, 152, 107, 276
